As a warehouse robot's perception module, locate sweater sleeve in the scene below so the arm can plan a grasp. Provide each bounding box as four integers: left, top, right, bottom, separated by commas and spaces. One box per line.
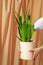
34, 17, 43, 30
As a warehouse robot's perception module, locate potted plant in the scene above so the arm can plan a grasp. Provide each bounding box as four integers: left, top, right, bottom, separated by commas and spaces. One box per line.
14, 8, 35, 60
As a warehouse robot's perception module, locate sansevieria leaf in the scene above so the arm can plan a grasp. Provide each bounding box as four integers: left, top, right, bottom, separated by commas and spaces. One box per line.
27, 24, 31, 41
22, 8, 25, 23
31, 24, 34, 37
20, 21, 27, 41
14, 8, 35, 42
26, 16, 30, 25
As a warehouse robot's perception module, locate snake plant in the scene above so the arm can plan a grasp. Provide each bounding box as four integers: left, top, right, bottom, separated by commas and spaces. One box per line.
14, 8, 34, 42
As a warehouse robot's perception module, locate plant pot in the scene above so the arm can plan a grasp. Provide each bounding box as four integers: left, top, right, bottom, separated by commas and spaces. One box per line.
20, 41, 35, 60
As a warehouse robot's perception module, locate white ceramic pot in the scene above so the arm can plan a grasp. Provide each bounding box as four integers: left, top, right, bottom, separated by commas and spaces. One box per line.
20, 41, 35, 60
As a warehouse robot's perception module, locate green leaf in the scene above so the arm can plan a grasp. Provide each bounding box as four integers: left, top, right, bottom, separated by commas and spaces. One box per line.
19, 16, 22, 25
16, 36, 22, 41
27, 24, 31, 41
18, 25, 22, 38
22, 8, 25, 23
20, 21, 27, 41
13, 11, 20, 25
14, 14, 20, 25
18, 16, 22, 38
31, 24, 34, 36
26, 13, 30, 24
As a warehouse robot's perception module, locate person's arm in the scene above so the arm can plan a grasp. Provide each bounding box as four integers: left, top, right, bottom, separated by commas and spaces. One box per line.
40, 45, 43, 51
34, 17, 43, 31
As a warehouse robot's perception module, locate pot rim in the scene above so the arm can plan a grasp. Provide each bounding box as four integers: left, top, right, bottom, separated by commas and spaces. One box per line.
20, 40, 35, 42
20, 40, 35, 43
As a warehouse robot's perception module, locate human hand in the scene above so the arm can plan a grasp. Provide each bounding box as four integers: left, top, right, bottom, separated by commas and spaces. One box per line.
30, 46, 43, 59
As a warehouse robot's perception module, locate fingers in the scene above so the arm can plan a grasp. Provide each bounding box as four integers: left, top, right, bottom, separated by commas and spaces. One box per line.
32, 52, 35, 59
33, 52, 38, 59
29, 48, 37, 60
29, 49, 34, 52
29, 49, 35, 60
32, 48, 39, 59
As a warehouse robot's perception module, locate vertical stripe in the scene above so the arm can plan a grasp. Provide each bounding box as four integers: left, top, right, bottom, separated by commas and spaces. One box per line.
0, 0, 2, 65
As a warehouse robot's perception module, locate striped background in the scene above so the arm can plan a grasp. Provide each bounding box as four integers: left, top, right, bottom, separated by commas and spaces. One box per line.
0, 0, 43, 65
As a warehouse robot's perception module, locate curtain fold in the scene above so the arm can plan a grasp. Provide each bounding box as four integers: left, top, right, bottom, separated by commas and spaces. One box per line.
0, 0, 43, 65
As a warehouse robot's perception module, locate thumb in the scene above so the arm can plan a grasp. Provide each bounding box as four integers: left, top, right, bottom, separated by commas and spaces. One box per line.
29, 49, 34, 52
